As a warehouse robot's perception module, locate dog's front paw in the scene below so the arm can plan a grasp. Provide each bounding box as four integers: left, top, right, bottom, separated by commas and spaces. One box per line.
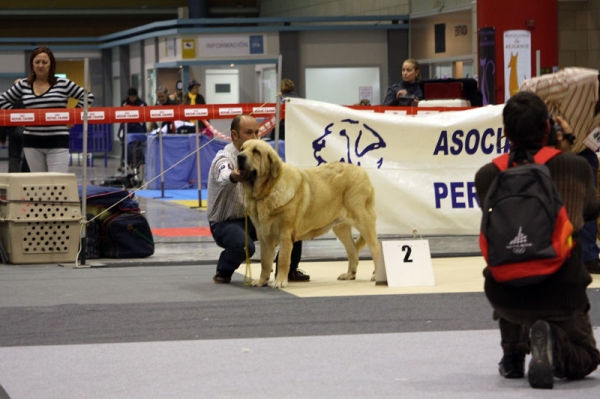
337, 272, 356, 281
269, 278, 288, 289
370, 271, 376, 282
251, 278, 269, 287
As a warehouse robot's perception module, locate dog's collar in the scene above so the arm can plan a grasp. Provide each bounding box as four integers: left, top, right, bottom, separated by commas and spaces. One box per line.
254, 171, 282, 200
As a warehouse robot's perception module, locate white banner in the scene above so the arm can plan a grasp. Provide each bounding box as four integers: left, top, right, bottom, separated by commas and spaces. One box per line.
285, 98, 507, 235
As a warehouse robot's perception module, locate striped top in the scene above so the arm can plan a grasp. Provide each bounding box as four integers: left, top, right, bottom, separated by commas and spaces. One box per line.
207, 143, 246, 223
519, 67, 600, 154
0, 78, 94, 148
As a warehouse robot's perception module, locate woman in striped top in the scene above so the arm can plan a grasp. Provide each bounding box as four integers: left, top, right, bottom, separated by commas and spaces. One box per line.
0, 46, 94, 172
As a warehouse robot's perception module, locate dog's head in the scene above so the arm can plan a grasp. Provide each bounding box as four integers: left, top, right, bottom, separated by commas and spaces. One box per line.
237, 140, 282, 195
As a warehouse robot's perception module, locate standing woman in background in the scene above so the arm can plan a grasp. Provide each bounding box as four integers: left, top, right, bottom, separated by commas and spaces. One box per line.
0, 46, 94, 172
383, 58, 423, 106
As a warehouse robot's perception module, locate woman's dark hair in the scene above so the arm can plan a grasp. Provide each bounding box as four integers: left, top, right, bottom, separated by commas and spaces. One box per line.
503, 91, 549, 148
27, 47, 57, 86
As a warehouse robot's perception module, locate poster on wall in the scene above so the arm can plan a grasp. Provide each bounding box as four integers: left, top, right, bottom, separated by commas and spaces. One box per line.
182, 39, 196, 59
503, 30, 531, 102
165, 38, 176, 58
478, 27, 496, 105
358, 86, 373, 104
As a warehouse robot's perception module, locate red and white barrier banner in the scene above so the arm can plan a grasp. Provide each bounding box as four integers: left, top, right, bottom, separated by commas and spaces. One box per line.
203, 120, 231, 141
285, 97, 504, 236
76, 109, 110, 123
0, 103, 469, 127
5, 109, 40, 125
203, 114, 278, 141
0, 103, 473, 126
252, 106, 277, 115
183, 106, 210, 119
144, 106, 179, 122
258, 115, 277, 137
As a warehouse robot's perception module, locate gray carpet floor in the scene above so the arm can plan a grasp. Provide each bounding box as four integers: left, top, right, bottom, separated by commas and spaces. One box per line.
1, 264, 600, 398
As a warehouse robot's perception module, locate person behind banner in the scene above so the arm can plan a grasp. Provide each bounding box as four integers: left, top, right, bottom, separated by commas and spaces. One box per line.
169, 80, 184, 105
383, 58, 423, 107
275, 78, 301, 141
183, 80, 208, 132
120, 87, 147, 133
207, 114, 309, 284
0, 46, 94, 172
474, 91, 600, 389
151, 86, 176, 133
118, 87, 147, 172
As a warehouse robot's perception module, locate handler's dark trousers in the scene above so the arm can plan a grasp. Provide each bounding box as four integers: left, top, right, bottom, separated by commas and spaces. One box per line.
493, 304, 600, 380
210, 218, 302, 278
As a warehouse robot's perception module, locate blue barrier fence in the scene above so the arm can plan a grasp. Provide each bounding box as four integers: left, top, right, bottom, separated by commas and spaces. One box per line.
69, 123, 113, 167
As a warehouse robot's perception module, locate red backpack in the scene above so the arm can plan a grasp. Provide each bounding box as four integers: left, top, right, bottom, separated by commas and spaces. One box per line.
479, 147, 574, 286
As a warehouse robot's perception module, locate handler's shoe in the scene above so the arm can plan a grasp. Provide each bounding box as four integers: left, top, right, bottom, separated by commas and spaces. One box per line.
499, 352, 525, 378
213, 272, 231, 284
528, 320, 554, 389
584, 258, 600, 274
288, 269, 310, 282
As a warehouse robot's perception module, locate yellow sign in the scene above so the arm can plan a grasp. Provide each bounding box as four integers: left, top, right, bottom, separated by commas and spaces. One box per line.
182, 39, 196, 59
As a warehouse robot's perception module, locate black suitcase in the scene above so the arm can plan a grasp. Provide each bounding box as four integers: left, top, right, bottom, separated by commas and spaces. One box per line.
100, 212, 154, 258
85, 214, 101, 259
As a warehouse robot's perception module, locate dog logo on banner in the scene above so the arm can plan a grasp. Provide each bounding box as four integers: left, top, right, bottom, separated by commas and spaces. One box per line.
312, 118, 386, 168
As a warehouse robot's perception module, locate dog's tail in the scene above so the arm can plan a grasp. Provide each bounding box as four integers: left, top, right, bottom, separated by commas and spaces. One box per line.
355, 235, 367, 252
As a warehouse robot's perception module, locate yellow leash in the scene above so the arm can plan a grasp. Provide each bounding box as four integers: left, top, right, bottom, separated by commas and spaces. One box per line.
243, 210, 253, 286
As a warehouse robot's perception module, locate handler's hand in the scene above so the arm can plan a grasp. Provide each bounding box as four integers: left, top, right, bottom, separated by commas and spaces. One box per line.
229, 167, 247, 183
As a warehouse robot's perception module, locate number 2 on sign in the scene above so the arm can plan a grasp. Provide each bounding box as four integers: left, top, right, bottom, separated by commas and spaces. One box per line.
402, 245, 413, 262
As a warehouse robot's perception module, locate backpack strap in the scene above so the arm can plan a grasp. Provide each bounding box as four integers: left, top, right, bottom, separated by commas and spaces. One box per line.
492, 153, 510, 171
492, 147, 562, 171
533, 146, 562, 165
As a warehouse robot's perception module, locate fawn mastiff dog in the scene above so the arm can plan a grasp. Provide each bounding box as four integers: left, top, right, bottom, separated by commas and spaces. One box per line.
237, 140, 380, 288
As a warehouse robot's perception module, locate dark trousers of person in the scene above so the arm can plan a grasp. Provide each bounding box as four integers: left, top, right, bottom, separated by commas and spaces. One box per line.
7, 126, 29, 173
493, 304, 600, 380
210, 217, 302, 278
578, 149, 600, 262
119, 123, 146, 168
